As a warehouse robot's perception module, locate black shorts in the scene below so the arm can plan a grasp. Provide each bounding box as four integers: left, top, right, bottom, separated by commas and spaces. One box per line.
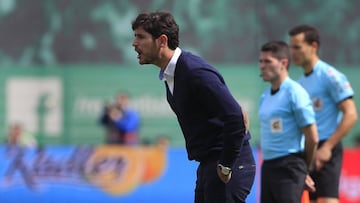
309, 140, 343, 200
261, 153, 307, 203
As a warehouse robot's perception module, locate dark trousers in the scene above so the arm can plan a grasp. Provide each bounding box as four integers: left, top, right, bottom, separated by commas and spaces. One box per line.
261, 153, 307, 203
194, 143, 256, 203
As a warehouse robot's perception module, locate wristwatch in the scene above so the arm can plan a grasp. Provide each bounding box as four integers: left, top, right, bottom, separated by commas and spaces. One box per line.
218, 164, 232, 176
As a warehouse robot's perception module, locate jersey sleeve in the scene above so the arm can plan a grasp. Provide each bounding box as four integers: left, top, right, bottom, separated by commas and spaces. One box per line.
324, 68, 354, 103
290, 85, 316, 127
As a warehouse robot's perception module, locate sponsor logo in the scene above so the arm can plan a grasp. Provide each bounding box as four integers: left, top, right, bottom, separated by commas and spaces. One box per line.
1, 145, 167, 195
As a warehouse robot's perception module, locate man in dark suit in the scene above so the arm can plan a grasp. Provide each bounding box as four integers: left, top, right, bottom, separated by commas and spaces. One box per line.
131, 11, 255, 203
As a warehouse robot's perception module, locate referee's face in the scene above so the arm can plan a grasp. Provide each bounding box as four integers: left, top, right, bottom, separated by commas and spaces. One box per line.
289, 33, 315, 67
259, 51, 286, 83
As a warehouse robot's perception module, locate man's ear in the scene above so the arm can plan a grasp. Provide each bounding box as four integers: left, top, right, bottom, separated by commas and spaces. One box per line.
281, 58, 289, 70
158, 34, 168, 47
311, 41, 319, 52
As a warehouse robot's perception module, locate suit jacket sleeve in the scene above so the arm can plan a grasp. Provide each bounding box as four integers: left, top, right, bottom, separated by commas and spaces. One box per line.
191, 68, 247, 167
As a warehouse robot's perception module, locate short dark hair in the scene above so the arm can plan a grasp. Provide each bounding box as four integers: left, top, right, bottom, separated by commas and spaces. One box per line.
261, 41, 291, 69
288, 24, 320, 48
132, 11, 179, 50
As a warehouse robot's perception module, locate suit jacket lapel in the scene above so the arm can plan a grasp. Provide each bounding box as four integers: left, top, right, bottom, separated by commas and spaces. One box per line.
165, 81, 176, 112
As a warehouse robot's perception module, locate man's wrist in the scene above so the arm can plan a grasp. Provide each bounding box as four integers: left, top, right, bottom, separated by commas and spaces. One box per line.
322, 140, 335, 151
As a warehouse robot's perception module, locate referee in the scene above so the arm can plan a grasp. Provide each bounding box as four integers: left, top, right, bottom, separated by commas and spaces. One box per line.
289, 25, 358, 203
258, 41, 319, 203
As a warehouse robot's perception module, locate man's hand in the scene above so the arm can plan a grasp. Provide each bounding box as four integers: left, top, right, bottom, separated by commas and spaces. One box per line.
305, 174, 316, 193
217, 165, 231, 184
241, 108, 250, 133
314, 144, 332, 171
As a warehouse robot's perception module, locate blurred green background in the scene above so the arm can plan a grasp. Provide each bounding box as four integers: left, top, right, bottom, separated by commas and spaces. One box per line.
0, 0, 359, 147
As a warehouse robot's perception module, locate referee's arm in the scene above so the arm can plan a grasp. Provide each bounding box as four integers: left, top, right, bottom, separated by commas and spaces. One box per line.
301, 123, 319, 171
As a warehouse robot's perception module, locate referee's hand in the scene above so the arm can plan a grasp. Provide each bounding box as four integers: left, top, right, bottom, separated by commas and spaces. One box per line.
305, 174, 316, 193
216, 167, 231, 184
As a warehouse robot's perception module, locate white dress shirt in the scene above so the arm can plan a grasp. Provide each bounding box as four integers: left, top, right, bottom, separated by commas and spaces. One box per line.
158, 47, 182, 94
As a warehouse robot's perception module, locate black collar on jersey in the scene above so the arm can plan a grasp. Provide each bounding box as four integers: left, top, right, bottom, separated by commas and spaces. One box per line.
270, 88, 280, 95
304, 69, 314, 77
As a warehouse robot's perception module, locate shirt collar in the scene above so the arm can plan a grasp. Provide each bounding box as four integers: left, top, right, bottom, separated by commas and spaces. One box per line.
159, 47, 182, 80
305, 60, 321, 77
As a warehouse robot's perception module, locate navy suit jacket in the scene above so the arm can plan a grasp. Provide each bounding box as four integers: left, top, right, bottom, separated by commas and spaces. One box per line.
165, 51, 251, 166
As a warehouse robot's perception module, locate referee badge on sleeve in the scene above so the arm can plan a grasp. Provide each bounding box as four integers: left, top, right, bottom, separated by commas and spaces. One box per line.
270, 118, 283, 133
